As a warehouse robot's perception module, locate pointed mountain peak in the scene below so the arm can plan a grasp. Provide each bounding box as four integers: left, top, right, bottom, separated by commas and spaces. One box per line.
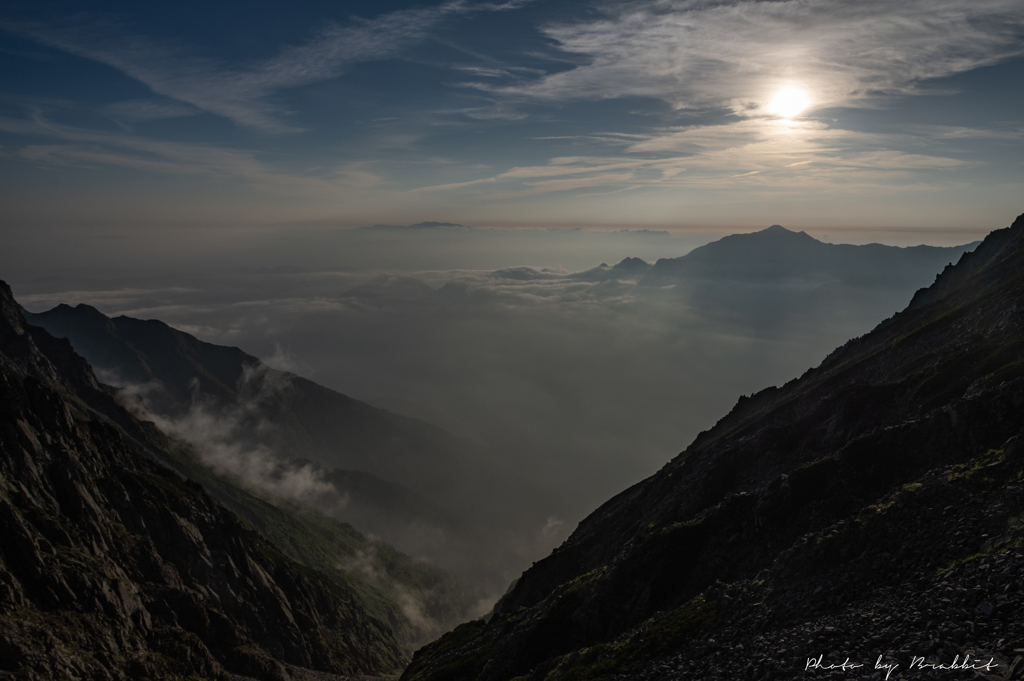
613, 257, 650, 271
759, 224, 813, 238
73, 302, 109, 317
0, 279, 26, 335
27, 302, 117, 332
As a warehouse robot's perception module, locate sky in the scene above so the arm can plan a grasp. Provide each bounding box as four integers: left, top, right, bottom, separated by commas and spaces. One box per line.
1, 0, 1023, 259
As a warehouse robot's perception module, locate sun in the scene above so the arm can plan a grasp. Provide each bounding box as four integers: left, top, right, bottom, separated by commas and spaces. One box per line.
767, 87, 810, 119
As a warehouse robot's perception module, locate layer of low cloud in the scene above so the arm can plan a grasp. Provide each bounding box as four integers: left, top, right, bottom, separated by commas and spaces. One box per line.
105, 365, 344, 507
18, 230, 975, 562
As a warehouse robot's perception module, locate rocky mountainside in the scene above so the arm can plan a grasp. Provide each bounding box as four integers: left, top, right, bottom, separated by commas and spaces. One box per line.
23, 303, 467, 524
404, 214, 1024, 681
146, 442, 478, 654
18, 302, 482, 652
0, 280, 408, 680
645, 224, 978, 286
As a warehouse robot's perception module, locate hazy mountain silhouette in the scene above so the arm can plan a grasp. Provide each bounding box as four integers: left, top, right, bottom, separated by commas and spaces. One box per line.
570, 257, 652, 282
23, 304, 471, 543
404, 214, 1024, 681
645, 224, 979, 286
358, 222, 472, 231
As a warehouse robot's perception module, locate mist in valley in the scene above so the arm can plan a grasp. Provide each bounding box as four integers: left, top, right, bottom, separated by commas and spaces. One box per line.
12, 225, 977, 605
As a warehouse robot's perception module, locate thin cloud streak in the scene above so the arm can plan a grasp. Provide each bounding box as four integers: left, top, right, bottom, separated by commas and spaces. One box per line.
6, 0, 532, 132
414, 119, 974, 197
0, 114, 388, 194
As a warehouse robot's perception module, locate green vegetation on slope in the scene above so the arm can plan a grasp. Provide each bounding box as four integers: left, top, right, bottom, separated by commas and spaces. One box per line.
148, 439, 477, 652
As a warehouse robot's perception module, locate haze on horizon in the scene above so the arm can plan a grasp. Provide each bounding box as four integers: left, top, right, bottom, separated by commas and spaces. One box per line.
1, 0, 1023, 275
10, 223, 985, 596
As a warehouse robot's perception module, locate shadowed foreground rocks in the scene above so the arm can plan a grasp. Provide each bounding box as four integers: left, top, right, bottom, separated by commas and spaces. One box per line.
403, 214, 1024, 681
0, 280, 405, 680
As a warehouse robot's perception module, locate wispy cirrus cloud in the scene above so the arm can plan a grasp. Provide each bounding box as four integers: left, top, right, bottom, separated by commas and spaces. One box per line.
409, 0, 1023, 200
0, 113, 283, 178
102, 98, 201, 123
414, 119, 975, 198
5, 0, 532, 132
475, 0, 1024, 116
907, 124, 1024, 141
0, 114, 385, 192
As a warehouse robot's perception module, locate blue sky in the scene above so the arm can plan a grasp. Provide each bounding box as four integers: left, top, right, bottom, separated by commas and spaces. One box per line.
2, 0, 1023, 241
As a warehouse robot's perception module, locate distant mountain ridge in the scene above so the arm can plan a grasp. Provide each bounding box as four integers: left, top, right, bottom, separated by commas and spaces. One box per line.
403, 215, 1024, 681
24, 303, 471, 508
645, 224, 979, 285
569, 257, 652, 282
358, 221, 472, 231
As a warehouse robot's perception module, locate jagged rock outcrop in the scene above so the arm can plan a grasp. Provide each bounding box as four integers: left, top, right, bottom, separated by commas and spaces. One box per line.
403, 214, 1024, 681
0, 281, 405, 680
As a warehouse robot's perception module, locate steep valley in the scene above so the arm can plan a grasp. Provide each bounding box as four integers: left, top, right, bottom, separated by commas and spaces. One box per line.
403, 216, 1024, 681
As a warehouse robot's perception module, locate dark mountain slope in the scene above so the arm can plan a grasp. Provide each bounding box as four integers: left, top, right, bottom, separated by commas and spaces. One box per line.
18, 305, 478, 651
0, 280, 406, 681
24, 304, 470, 508
645, 224, 978, 285
145, 442, 478, 653
23, 299, 523, 642
404, 214, 1024, 681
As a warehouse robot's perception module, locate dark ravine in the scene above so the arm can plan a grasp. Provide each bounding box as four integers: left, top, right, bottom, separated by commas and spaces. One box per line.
403, 213, 1024, 681
0, 280, 407, 680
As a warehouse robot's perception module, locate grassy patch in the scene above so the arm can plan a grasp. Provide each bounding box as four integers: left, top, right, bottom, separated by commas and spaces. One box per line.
402, 620, 492, 681
945, 449, 1006, 482
543, 594, 718, 681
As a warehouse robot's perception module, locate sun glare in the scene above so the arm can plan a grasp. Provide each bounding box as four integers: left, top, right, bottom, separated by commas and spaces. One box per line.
767, 87, 810, 119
